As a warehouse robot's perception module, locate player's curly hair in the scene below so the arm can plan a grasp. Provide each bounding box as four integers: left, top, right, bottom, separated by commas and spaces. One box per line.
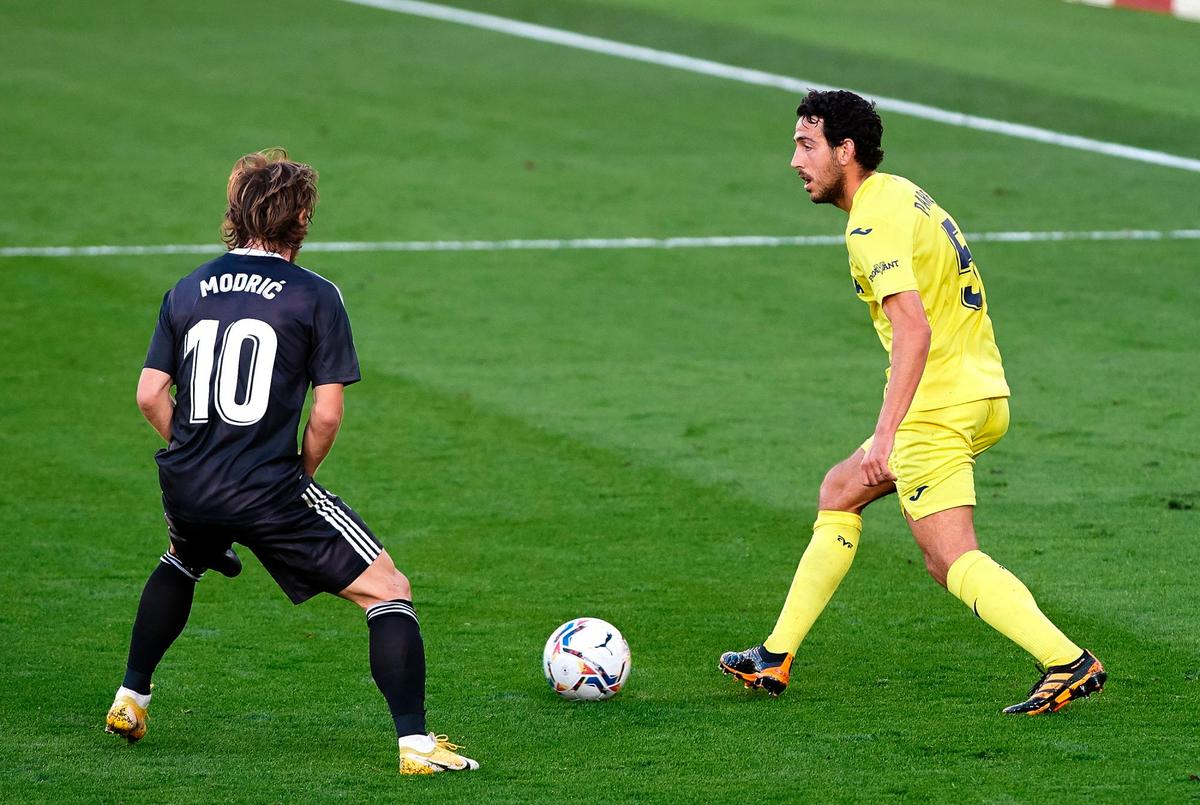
797, 90, 884, 171
222, 147, 319, 253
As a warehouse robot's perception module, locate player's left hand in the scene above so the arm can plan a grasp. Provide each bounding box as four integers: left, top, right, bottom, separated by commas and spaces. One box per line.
861, 435, 897, 487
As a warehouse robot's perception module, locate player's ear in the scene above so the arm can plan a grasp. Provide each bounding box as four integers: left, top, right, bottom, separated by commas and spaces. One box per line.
837, 139, 856, 167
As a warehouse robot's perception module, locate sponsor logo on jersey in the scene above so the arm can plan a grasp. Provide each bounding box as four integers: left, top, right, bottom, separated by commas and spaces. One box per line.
850, 227, 873, 236
868, 259, 900, 281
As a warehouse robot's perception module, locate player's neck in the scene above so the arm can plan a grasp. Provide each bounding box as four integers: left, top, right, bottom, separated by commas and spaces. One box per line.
837, 169, 874, 214
240, 240, 296, 262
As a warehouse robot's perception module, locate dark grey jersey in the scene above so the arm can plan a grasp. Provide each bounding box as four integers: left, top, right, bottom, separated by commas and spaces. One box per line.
144, 249, 359, 523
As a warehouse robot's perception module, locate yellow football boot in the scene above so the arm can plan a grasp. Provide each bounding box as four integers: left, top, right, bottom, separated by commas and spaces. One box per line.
105, 691, 149, 743
398, 733, 480, 775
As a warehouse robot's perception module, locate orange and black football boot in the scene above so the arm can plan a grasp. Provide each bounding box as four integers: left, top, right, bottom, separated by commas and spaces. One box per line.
718, 644, 793, 697
1003, 650, 1106, 715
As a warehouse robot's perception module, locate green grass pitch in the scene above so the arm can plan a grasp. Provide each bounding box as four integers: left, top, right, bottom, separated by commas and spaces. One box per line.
1, 0, 1198, 801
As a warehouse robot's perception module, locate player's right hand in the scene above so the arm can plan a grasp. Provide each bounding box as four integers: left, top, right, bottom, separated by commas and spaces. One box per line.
860, 437, 897, 487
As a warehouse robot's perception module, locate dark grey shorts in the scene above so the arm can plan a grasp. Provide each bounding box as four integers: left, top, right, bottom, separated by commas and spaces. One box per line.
165, 480, 383, 604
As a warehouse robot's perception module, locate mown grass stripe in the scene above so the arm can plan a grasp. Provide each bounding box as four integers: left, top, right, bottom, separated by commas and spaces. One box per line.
338, 0, 1200, 173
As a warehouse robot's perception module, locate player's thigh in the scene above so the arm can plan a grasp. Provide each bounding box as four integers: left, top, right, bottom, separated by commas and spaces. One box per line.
818, 447, 895, 513
245, 481, 388, 605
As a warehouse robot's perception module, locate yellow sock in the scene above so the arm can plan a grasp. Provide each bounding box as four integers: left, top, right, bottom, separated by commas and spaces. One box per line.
763, 510, 862, 655
946, 550, 1082, 668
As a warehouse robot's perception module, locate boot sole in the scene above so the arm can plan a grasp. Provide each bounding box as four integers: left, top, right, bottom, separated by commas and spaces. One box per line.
718, 661, 788, 697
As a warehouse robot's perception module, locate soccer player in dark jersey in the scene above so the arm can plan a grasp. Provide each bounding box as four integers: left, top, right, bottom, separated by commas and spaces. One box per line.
104, 148, 478, 774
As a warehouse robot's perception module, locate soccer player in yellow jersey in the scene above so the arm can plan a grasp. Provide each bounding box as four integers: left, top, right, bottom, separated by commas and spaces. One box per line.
719, 90, 1106, 715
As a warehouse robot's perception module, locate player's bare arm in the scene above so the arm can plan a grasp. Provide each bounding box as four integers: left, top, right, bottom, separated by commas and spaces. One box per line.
301, 382, 345, 477
136, 368, 174, 442
861, 290, 930, 487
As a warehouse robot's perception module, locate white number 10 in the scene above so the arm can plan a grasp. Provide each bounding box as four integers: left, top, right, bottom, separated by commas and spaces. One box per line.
183, 318, 278, 426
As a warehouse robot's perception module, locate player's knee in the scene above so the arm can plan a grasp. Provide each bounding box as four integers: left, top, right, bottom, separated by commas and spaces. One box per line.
919, 541, 971, 589
342, 553, 414, 609
356, 571, 412, 609
383, 569, 412, 602
922, 552, 950, 588
818, 465, 858, 512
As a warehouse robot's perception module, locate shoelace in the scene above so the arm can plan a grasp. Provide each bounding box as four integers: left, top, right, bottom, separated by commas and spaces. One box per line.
433, 734, 464, 752
1027, 667, 1079, 700
1026, 674, 1054, 700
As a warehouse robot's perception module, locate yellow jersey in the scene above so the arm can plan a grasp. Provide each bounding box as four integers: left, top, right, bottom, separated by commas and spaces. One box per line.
845, 172, 1009, 412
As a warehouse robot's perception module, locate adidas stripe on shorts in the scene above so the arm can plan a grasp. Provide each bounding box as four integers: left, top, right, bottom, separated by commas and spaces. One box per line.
165, 480, 383, 603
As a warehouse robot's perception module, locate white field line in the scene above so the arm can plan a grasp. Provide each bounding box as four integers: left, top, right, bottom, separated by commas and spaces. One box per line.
4, 229, 1199, 258
336, 0, 1200, 174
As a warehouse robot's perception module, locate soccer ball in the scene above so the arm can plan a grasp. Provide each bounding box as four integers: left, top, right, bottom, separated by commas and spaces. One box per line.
543, 618, 631, 701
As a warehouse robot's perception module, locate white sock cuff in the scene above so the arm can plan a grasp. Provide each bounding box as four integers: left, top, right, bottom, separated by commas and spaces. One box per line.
115, 686, 151, 709
398, 732, 434, 752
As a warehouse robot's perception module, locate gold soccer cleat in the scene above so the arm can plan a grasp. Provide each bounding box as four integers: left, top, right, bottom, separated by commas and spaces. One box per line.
398, 733, 480, 775
105, 693, 149, 743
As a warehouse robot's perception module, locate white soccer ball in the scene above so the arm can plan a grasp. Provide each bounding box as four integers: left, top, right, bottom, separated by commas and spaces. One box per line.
543, 617, 631, 701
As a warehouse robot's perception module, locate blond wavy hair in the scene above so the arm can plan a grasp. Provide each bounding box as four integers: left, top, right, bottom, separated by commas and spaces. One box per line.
221, 147, 319, 253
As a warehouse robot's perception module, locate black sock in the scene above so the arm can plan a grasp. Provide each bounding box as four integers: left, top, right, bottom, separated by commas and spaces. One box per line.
121, 555, 198, 694
366, 600, 426, 739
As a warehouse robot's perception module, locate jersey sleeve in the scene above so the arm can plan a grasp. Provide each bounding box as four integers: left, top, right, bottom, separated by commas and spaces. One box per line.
308, 285, 361, 387
144, 290, 177, 376
846, 219, 919, 300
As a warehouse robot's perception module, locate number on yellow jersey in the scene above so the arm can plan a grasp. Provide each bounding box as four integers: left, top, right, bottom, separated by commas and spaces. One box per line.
940, 219, 984, 311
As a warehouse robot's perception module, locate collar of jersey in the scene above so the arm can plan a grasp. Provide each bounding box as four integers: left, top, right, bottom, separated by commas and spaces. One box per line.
229, 247, 287, 260
848, 171, 884, 213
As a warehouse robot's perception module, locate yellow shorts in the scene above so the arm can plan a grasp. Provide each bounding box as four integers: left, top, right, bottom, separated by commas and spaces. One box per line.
860, 397, 1010, 521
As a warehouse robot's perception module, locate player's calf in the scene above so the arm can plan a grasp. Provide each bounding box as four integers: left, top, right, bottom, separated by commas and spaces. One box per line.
331, 543, 481, 773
